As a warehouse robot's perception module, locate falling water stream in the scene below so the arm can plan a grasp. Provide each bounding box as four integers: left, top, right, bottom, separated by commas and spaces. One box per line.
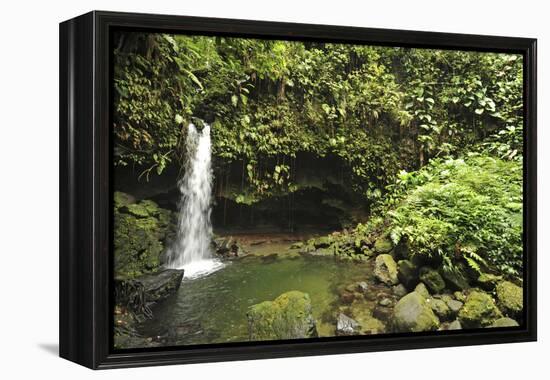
167, 123, 223, 278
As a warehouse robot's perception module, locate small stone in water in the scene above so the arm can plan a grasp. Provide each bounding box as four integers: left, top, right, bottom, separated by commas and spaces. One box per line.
379, 298, 392, 306
392, 284, 408, 298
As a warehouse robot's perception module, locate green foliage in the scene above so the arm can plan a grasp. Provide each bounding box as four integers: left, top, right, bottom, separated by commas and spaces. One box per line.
113, 32, 522, 207
388, 154, 523, 276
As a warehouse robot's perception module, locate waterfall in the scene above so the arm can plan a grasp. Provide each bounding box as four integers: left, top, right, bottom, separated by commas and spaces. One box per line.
167, 123, 223, 278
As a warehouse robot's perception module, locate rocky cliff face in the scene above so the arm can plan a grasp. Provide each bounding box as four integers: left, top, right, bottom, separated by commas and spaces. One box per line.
113, 191, 176, 279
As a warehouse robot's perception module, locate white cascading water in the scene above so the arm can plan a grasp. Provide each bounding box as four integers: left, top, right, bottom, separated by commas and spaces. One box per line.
167, 123, 223, 278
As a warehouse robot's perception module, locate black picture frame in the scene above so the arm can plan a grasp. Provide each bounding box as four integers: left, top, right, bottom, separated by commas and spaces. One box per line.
59, 10, 537, 369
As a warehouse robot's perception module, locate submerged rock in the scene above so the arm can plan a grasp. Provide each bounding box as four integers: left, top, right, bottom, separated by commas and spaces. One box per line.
373, 305, 393, 323
458, 291, 502, 328
419, 267, 446, 294
247, 291, 318, 341
309, 248, 334, 257
357, 281, 369, 293
336, 313, 361, 336
392, 291, 440, 332
495, 281, 523, 318
490, 317, 520, 328
374, 254, 399, 285
379, 298, 393, 307
347, 302, 387, 334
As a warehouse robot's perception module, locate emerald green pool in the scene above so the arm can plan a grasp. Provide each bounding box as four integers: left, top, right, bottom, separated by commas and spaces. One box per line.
137, 252, 372, 346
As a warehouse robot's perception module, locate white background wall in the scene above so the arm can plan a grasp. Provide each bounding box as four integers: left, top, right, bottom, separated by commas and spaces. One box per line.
0, 0, 546, 378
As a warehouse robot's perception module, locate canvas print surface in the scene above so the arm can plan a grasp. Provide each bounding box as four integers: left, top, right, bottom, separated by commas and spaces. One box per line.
112, 31, 524, 349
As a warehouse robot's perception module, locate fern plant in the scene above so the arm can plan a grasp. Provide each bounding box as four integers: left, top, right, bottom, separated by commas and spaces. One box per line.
388, 154, 522, 276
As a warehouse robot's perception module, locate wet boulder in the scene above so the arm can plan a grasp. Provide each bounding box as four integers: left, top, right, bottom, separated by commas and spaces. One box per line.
495, 281, 523, 318
213, 236, 245, 258
135, 269, 185, 303
392, 291, 440, 332
115, 269, 184, 317
458, 291, 502, 328
247, 291, 318, 341
374, 254, 399, 285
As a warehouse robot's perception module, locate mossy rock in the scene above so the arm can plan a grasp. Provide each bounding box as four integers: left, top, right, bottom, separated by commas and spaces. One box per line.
374, 254, 399, 285
441, 268, 470, 291
247, 291, 318, 341
453, 291, 467, 302
122, 202, 150, 218
114, 191, 135, 208
299, 240, 316, 254
392, 291, 440, 332
430, 298, 452, 321
374, 235, 393, 254
458, 291, 502, 328
495, 281, 523, 318
114, 200, 174, 279
490, 317, 520, 328
476, 273, 503, 291
414, 283, 430, 299
419, 267, 446, 294
313, 236, 332, 248
397, 259, 418, 290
